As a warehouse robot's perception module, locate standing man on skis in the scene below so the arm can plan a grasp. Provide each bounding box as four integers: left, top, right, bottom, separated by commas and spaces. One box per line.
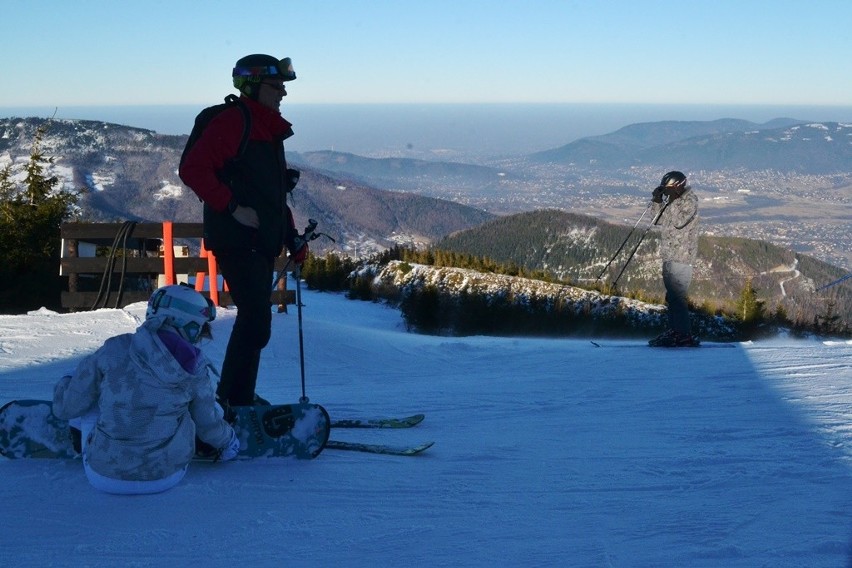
180, 54, 308, 407
648, 171, 701, 347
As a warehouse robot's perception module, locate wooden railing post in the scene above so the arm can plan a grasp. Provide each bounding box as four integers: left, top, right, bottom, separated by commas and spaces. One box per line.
66, 238, 79, 295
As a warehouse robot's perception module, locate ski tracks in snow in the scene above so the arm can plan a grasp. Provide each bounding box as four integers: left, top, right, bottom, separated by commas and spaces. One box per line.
743, 339, 852, 463
1, 292, 851, 566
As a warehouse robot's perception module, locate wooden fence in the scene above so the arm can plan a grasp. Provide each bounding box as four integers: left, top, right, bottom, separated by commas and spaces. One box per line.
60, 221, 294, 310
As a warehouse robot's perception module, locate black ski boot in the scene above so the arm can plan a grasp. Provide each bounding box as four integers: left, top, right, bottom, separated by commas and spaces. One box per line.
649, 329, 700, 347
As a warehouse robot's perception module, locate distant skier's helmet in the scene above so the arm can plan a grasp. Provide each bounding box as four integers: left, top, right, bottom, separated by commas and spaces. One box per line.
146, 285, 216, 344
232, 54, 295, 95
660, 171, 687, 189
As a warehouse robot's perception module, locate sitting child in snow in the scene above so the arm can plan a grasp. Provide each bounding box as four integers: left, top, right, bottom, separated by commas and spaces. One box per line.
53, 284, 239, 495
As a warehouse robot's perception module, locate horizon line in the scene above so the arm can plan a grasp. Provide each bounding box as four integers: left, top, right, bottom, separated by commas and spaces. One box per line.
4, 101, 852, 109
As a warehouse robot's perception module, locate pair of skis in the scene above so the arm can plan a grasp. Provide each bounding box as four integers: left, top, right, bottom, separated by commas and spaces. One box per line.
327, 413, 433, 456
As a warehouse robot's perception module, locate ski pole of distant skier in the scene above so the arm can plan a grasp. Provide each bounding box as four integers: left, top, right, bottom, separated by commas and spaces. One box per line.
596, 201, 654, 281
611, 199, 671, 287
815, 272, 852, 292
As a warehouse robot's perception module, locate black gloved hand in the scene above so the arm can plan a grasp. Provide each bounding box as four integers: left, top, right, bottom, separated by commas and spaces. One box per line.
285, 168, 300, 192
652, 185, 664, 203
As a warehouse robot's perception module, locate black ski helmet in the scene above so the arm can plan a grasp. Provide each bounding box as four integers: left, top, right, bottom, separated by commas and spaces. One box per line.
232, 54, 296, 97
660, 171, 687, 189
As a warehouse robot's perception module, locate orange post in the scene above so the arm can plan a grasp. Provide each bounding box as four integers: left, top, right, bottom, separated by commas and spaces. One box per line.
162, 221, 175, 285
207, 248, 220, 306
195, 243, 208, 292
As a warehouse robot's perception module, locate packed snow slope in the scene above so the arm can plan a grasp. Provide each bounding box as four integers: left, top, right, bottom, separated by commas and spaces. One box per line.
1, 286, 851, 567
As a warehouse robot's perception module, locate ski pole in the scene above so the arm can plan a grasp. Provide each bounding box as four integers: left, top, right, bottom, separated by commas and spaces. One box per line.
271, 257, 294, 292
612, 199, 671, 287
271, 220, 316, 292
271, 218, 337, 291
277, 219, 337, 403
596, 201, 654, 281
293, 265, 309, 403
289, 219, 317, 404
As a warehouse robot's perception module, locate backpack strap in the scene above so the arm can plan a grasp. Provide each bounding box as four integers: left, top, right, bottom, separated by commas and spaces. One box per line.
224, 94, 252, 160
180, 95, 252, 168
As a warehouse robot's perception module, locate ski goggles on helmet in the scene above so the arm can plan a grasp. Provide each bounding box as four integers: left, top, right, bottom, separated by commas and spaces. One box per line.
232, 57, 296, 82
148, 289, 216, 343
149, 292, 216, 322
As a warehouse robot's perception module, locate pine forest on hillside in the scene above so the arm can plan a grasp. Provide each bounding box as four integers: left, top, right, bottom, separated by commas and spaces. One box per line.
434, 210, 851, 334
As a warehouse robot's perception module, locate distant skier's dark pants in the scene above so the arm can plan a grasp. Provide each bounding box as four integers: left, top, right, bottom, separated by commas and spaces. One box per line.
662, 261, 693, 335
215, 250, 274, 406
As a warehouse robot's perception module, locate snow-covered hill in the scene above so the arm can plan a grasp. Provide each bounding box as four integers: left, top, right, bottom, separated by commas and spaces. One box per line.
1, 287, 851, 566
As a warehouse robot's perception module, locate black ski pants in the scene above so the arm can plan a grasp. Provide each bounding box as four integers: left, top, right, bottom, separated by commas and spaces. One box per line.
214, 250, 274, 406
662, 260, 693, 335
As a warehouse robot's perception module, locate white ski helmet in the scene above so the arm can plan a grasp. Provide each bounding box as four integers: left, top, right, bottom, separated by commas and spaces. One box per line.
146, 285, 216, 344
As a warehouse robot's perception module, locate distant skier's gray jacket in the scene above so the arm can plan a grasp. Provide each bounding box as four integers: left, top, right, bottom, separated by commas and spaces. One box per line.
53, 318, 234, 481
656, 188, 699, 265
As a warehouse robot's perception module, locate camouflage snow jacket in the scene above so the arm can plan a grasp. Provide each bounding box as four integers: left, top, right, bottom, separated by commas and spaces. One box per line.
53, 318, 234, 481
656, 188, 699, 265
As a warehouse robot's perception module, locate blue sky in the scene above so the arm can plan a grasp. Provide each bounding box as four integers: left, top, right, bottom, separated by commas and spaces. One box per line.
4, 0, 852, 107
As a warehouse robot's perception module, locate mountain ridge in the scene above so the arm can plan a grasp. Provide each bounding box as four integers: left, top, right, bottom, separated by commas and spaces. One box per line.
530, 118, 852, 173
0, 117, 494, 257
2, 115, 849, 275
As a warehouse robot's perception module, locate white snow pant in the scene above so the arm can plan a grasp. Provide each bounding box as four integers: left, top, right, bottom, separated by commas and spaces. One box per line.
662, 261, 693, 335
71, 412, 187, 495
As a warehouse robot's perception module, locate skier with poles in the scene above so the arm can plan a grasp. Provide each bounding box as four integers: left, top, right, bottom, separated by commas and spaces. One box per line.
647, 171, 701, 347
179, 54, 308, 408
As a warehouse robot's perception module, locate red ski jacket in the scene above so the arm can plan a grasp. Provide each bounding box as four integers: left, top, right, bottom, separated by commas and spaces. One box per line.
180, 96, 297, 258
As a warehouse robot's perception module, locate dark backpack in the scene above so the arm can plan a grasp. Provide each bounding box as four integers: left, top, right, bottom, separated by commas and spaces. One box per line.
180, 94, 251, 168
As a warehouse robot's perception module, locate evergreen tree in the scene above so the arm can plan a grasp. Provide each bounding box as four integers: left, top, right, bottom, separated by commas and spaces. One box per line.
814, 299, 842, 336
0, 123, 81, 313
400, 284, 442, 333
734, 278, 766, 331
771, 303, 790, 326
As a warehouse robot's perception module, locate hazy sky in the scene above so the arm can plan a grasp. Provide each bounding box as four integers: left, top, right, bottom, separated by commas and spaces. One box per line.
4, 0, 852, 107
